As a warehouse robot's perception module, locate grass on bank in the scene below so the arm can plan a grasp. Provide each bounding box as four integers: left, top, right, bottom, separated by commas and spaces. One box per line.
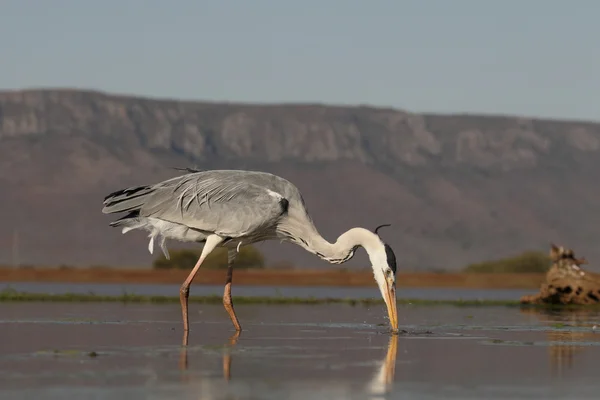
462, 250, 551, 274
0, 289, 518, 306
3, 288, 600, 310
0, 287, 588, 309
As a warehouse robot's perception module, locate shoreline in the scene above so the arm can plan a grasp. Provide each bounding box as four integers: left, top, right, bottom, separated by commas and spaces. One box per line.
0, 290, 520, 306
1, 290, 598, 310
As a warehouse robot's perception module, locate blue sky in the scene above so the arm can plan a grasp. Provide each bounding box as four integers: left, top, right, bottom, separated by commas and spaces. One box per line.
1, 0, 599, 121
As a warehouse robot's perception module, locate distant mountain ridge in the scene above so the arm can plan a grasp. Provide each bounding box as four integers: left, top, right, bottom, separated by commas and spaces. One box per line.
1, 88, 600, 270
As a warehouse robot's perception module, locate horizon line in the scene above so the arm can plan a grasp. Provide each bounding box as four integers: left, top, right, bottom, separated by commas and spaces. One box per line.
1, 85, 599, 125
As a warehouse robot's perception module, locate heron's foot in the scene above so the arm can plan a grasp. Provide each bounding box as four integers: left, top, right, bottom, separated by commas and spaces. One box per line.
223, 282, 242, 331
182, 329, 189, 347
179, 347, 188, 370
224, 302, 242, 331
229, 330, 241, 345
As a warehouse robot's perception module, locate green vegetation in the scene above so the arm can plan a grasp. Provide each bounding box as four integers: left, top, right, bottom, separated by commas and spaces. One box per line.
463, 251, 551, 274
550, 322, 571, 328
0, 289, 522, 306
153, 246, 265, 270
2, 288, 600, 309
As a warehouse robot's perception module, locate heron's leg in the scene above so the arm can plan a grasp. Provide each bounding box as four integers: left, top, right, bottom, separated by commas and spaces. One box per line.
180, 234, 224, 345
223, 249, 242, 331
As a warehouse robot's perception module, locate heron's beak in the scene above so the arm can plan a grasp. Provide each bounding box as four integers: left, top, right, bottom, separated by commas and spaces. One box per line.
383, 277, 398, 333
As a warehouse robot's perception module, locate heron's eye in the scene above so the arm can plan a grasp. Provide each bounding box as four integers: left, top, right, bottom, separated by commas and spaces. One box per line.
385, 269, 393, 277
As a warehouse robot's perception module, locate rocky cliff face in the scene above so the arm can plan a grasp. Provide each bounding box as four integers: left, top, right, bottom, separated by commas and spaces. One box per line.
2, 89, 600, 270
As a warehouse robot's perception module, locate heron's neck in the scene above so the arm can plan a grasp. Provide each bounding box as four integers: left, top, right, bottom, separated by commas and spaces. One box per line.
296, 227, 382, 264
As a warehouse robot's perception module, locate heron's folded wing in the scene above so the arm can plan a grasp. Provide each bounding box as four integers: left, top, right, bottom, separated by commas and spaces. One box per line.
139, 173, 287, 237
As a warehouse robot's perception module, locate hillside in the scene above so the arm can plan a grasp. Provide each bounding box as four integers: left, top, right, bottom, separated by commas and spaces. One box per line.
1, 89, 600, 271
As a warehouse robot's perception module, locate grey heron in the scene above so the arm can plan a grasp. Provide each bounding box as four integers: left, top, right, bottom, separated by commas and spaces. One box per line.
102, 169, 399, 339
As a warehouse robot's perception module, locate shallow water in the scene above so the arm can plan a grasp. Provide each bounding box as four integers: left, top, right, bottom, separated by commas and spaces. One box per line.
0, 282, 531, 301
1, 303, 600, 399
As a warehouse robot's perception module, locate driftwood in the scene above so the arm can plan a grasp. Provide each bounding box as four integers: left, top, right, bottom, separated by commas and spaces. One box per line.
520, 243, 600, 305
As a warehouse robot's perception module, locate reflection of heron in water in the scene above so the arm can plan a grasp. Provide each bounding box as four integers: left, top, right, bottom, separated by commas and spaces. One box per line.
520, 307, 599, 377
367, 335, 399, 397
102, 169, 399, 344
179, 331, 240, 379
178, 333, 399, 397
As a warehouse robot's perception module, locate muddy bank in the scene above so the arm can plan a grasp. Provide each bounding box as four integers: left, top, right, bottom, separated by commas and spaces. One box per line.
521, 244, 600, 305
0, 267, 544, 289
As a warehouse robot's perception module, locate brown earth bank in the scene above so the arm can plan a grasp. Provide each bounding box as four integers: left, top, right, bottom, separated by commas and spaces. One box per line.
0, 267, 544, 289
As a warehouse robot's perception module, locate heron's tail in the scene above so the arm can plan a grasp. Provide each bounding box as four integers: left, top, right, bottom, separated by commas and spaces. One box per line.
102, 185, 155, 214
102, 184, 154, 232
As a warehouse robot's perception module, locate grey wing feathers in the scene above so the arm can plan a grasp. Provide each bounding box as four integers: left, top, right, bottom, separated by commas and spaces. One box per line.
145, 173, 288, 236
103, 171, 290, 239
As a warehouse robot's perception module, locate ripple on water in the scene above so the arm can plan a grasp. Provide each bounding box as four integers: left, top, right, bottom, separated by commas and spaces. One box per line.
480, 339, 600, 347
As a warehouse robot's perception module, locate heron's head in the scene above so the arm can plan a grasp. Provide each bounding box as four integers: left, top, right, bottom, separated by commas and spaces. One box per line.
368, 224, 398, 333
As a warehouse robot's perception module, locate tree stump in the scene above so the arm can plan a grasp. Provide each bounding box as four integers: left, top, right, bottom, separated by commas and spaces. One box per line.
520, 244, 600, 305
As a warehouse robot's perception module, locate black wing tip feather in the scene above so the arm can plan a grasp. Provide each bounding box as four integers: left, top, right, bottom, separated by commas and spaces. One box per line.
102, 185, 156, 216
103, 185, 150, 202
104, 166, 200, 205
171, 167, 204, 174
108, 210, 140, 227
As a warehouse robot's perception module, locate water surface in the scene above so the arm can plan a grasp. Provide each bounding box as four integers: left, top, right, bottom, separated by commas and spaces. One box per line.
1, 302, 599, 399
